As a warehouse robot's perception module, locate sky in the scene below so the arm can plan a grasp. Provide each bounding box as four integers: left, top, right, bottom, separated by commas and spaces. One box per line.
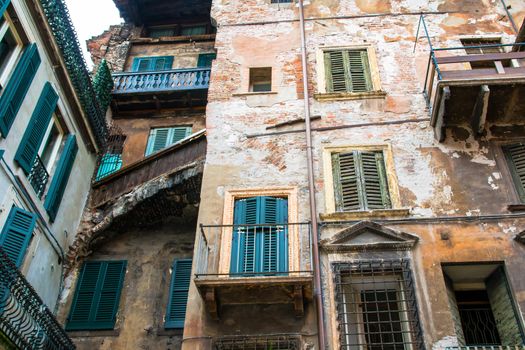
64, 0, 123, 68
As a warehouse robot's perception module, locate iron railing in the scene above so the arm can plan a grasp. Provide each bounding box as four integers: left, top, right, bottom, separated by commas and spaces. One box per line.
445, 347, 525, 350
215, 335, 301, 349
27, 155, 49, 199
195, 223, 312, 278
415, 15, 525, 110
40, 0, 109, 148
0, 247, 75, 349
112, 68, 211, 94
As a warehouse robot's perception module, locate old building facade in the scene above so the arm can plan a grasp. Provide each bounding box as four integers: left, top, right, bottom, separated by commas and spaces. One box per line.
55, 0, 525, 350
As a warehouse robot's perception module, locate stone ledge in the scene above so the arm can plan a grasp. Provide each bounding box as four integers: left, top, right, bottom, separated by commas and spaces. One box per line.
156, 328, 184, 336
232, 91, 278, 97
320, 208, 411, 221
67, 329, 120, 338
314, 90, 387, 101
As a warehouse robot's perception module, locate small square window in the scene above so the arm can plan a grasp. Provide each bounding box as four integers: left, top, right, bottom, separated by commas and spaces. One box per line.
180, 25, 207, 36
249, 67, 272, 92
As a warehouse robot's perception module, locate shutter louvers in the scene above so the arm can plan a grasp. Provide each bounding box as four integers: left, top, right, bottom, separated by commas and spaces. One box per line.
326, 51, 348, 93
0, 0, 10, 18
170, 127, 191, 144
67, 261, 126, 330
504, 144, 525, 202
348, 50, 372, 92
0, 206, 36, 267
165, 259, 192, 329
14, 82, 58, 174
152, 128, 169, 152
333, 152, 361, 211
0, 43, 41, 136
260, 197, 288, 274
360, 151, 391, 209
44, 134, 78, 221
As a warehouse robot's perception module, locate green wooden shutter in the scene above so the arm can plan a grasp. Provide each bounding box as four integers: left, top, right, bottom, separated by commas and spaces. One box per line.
145, 128, 169, 156
359, 151, 391, 209
132, 56, 173, 72
231, 197, 257, 274
0, 0, 10, 18
14, 82, 58, 174
325, 50, 349, 93
165, 259, 192, 329
44, 134, 78, 221
485, 267, 525, 345
197, 53, 216, 68
0, 206, 36, 268
170, 127, 191, 144
333, 152, 361, 211
67, 261, 126, 331
504, 144, 525, 203
347, 50, 372, 92
0, 43, 41, 137
95, 153, 122, 181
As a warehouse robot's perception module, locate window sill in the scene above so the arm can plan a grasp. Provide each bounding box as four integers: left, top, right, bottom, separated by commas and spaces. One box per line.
157, 328, 184, 336
320, 208, 410, 221
314, 90, 387, 101
507, 204, 525, 212
232, 91, 278, 97
67, 329, 120, 337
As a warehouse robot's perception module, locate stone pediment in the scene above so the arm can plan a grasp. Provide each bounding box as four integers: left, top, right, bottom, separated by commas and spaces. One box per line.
321, 221, 418, 252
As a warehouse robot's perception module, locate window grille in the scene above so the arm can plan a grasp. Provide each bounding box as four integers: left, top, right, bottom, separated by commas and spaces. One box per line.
215, 335, 300, 350
333, 259, 424, 350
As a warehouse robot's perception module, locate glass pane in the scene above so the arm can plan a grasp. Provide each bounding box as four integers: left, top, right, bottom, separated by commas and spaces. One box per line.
0, 29, 17, 74
40, 122, 60, 169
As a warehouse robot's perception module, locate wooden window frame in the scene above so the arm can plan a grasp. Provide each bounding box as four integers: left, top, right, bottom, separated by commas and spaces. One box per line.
217, 187, 299, 276
315, 45, 385, 101
322, 144, 405, 220
0, 7, 28, 90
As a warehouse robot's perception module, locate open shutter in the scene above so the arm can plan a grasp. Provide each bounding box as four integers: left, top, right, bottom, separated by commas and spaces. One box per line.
347, 49, 372, 92
0, 206, 36, 267
359, 151, 391, 210
14, 82, 58, 174
170, 127, 191, 144
67, 261, 126, 331
0, 43, 41, 137
504, 144, 525, 203
44, 134, 78, 221
444, 275, 466, 345
0, 0, 10, 18
486, 267, 525, 345
333, 152, 361, 211
197, 53, 216, 68
165, 259, 192, 329
325, 50, 349, 93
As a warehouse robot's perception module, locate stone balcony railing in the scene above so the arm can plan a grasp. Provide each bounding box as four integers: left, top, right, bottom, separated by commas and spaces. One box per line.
112, 68, 211, 94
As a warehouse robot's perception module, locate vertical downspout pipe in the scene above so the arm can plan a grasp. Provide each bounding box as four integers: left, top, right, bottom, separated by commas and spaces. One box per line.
297, 0, 327, 349
500, 0, 519, 33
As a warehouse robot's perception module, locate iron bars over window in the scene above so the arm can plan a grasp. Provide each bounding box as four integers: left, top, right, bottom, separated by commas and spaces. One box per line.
333, 259, 424, 350
215, 334, 300, 350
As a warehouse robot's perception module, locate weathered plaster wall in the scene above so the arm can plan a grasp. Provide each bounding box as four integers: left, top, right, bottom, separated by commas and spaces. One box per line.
59, 214, 197, 350
114, 113, 205, 165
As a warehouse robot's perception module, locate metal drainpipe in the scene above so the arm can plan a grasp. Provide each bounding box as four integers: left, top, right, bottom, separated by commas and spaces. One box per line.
500, 0, 519, 33
297, 0, 327, 349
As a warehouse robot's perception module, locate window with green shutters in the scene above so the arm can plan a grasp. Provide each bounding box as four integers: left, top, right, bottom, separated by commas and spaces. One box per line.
324, 49, 372, 93
0, 43, 41, 136
503, 144, 525, 203
145, 126, 191, 156
0, 206, 36, 268
131, 56, 173, 72
165, 259, 192, 329
332, 150, 391, 211
197, 53, 216, 68
180, 25, 206, 36
95, 153, 122, 181
44, 134, 78, 221
66, 260, 127, 331
230, 196, 288, 275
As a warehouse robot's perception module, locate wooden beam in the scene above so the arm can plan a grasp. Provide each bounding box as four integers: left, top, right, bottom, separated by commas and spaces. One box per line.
204, 287, 219, 320
470, 85, 490, 136
494, 61, 505, 74
434, 86, 450, 142
440, 66, 525, 80
436, 51, 525, 64
292, 285, 304, 318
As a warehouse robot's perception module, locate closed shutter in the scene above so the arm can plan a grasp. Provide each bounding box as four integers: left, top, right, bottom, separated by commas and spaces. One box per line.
0, 43, 41, 137
230, 196, 288, 275
132, 56, 173, 72
66, 261, 126, 330
333, 150, 391, 211
0, 206, 36, 268
503, 144, 525, 203
44, 134, 78, 221
486, 267, 525, 345
145, 127, 191, 156
95, 153, 122, 181
197, 53, 216, 68
325, 49, 372, 93
0, 0, 10, 18
165, 259, 192, 329
14, 82, 58, 174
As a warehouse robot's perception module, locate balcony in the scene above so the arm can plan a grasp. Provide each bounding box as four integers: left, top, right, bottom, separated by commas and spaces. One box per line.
0, 248, 75, 349
423, 42, 525, 141
194, 223, 313, 320
27, 155, 49, 199
111, 68, 210, 112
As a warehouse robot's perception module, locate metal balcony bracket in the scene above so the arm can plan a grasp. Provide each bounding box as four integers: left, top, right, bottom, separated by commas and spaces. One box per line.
470, 84, 490, 136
